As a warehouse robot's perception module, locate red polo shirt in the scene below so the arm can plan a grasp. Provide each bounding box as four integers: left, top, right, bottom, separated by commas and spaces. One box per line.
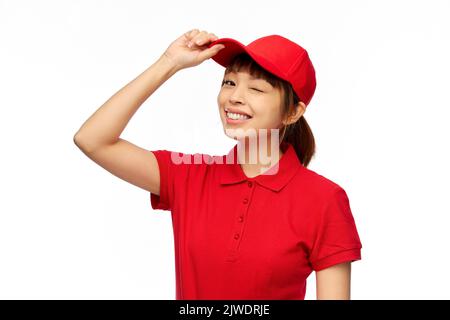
149, 141, 362, 300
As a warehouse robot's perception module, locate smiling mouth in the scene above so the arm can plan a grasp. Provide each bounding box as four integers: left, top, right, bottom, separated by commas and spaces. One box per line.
224, 108, 252, 121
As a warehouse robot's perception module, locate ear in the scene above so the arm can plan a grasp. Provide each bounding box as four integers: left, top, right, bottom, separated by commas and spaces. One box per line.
284, 101, 306, 125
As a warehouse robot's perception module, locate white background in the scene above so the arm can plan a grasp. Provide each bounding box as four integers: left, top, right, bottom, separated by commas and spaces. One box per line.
1, 0, 449, 299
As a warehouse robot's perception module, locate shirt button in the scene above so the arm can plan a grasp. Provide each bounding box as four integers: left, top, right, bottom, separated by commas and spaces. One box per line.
248, 181, 253, 188
234, 233, 240, 240
243, 198, 248, 204
238, 216, 244, 222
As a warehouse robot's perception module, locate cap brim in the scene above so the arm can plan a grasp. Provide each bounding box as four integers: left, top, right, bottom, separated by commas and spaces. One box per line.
207, 37, 287, 83
207, 38, 249, 68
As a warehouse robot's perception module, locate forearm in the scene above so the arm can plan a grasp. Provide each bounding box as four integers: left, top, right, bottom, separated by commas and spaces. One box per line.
73, 54, 179, 153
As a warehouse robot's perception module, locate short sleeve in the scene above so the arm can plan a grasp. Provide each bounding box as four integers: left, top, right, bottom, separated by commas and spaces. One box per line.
149, 149, 180, 212
309, 186, 363, 271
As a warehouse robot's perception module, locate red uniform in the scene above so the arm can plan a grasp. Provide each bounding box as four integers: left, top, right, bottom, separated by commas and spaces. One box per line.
150, 141, 362, 299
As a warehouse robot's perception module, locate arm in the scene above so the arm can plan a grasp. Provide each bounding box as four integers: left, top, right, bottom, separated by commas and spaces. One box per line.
315, 262, 352, 300
73, 29, 224, 194
73, 55, 178, 194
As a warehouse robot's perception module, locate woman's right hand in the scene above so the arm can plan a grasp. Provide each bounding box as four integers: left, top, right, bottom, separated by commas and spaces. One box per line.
161, 29, 225, 71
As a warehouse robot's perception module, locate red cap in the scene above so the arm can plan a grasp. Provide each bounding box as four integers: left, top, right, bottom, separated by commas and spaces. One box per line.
207, 35, 317, 107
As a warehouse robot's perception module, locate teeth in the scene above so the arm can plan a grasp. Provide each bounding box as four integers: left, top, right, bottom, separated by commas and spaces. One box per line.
226, 111, 250, 120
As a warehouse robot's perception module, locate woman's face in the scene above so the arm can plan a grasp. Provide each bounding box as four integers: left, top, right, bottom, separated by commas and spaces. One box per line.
217, 69, 284, 140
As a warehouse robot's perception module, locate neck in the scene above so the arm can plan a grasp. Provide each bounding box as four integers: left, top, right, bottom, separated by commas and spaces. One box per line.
236, 136, 285, 178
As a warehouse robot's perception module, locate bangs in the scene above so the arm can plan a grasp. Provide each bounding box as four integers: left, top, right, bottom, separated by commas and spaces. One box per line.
224, 53, 282, 90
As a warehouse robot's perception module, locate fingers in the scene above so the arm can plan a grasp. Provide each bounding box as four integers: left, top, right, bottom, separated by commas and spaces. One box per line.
186, 29, 219, 48
185, 28, 200, 38
197, 44, 226, 61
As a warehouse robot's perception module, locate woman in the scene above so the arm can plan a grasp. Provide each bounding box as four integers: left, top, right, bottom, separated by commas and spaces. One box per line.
74, 29, 363, 300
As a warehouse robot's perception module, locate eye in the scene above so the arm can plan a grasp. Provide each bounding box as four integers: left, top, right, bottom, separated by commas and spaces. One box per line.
222, 80, 233, 86
221, 80, 264, 92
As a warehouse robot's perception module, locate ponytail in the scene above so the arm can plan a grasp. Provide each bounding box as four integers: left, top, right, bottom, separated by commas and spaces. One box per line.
282, 115, 316, 167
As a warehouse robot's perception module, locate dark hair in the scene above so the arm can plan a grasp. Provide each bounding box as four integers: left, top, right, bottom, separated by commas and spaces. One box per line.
223, 53, 316, 167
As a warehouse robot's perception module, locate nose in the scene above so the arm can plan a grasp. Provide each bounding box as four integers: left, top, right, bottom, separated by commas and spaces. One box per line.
228, 85, 245, 105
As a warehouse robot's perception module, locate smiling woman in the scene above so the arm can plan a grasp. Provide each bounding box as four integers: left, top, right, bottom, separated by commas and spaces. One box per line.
74, 29, 362, 300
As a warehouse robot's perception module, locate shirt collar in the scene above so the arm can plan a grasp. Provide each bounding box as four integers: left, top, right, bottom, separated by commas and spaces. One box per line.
219, 141, 303, 192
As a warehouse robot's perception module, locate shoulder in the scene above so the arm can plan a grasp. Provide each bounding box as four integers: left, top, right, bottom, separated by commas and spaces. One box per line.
294, 165, 347, 202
